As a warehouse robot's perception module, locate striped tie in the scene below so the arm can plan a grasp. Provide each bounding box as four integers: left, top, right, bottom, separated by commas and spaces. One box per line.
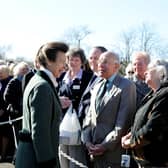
96, 80, 108, 110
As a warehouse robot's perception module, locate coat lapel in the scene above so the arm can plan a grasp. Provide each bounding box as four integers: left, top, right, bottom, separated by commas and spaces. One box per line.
97, 75, 121, 115
36, 70, 61, 106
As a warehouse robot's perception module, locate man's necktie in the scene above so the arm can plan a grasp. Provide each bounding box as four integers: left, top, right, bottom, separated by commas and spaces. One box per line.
96, 80, 108, 110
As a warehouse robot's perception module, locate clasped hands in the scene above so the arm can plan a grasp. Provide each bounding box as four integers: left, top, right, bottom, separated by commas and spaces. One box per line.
86, 142, 106, 156
121, 132, 131, 149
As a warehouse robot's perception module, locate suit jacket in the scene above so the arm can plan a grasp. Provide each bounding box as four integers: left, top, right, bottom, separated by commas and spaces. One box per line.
16, 71, 61, 168
133, 76, 151, 109
82, 74, 136, 166
130, 81, 168, 166
78, 74, 102, 125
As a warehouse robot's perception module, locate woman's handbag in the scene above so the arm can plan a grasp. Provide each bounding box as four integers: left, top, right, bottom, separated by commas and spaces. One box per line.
59, 104, 81, 145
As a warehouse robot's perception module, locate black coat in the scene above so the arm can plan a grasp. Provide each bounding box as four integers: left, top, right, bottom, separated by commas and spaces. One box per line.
131, 81, 168, 166
58, 70, 93, 120
0, 76, 13, 137
4, 76, 23, 117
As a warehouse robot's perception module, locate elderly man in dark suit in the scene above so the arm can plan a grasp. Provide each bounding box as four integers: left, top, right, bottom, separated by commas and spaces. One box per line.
82, 51, 136, 168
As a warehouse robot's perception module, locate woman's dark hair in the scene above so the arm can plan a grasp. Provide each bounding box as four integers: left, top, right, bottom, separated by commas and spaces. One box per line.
36, 42, 69, 67
66, 48, 86, 65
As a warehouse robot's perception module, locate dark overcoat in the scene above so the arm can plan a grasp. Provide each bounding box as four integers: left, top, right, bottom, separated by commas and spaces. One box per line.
15, 71, 61, 168
131, 81, 168, 166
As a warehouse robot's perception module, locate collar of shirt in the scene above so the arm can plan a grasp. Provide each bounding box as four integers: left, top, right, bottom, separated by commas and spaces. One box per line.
104, 73, 117, 91
40, 67, 58, 87
108, 73, 117, 83
63, 68, 83, 85
133, 75, 145, 83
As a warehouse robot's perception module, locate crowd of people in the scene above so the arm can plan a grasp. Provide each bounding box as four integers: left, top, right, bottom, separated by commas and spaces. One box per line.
0, 41, 168, 168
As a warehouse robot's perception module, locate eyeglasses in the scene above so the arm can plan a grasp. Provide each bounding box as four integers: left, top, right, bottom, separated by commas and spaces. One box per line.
128, 71, 134, 74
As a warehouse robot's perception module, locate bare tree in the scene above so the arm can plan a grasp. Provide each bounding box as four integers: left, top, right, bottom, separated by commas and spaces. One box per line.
116, 23, 168, 65
0, 45, 11, 59
156, 43, 168, 58
135, 23, 159, 54
61, 25, 91, 48
118, 30, 136, 63
136, 23, 168, 59
114, 23, 168, 75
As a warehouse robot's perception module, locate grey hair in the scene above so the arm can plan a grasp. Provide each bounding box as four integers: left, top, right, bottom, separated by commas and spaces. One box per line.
156, 65, 167, 82
132, 51, 150, 65
149, 59, 168, 81
108, 51, 120, 64
13, 61, 30, 76
148, 62, 167, 82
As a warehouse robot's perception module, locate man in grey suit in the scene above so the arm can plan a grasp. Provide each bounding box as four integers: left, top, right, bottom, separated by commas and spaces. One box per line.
82, 51, 136, 168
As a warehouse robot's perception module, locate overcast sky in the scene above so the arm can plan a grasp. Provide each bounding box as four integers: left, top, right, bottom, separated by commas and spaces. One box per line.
0, 0, 168, 60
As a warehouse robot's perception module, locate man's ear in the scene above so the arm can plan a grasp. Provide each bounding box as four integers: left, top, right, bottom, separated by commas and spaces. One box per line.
115, 63, 120, 70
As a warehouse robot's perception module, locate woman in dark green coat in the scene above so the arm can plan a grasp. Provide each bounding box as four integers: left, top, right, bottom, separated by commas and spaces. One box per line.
15, 42, 69, 168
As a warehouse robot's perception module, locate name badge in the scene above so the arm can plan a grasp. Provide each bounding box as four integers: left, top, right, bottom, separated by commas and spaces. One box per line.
73, 85, 80, 90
